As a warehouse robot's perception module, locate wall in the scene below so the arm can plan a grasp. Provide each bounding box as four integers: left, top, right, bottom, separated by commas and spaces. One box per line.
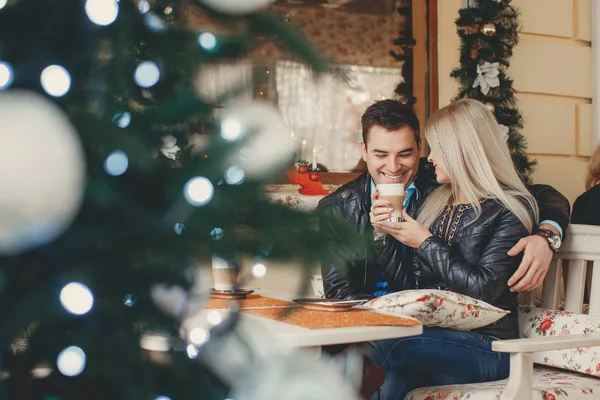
437, 0, 593, 205
255, 5, 406, 67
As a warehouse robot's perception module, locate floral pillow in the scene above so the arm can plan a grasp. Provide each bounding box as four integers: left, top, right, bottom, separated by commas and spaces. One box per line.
519, 306, 600, 377
364, 289, 509, 331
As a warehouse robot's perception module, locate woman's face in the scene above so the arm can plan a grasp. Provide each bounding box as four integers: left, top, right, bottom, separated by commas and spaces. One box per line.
427, 146, 451, 184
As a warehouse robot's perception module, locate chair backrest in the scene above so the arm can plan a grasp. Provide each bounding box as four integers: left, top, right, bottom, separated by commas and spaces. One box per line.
532, 224, 600, 314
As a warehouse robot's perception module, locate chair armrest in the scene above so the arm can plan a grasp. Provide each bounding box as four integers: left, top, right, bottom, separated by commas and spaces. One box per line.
492, 333, 600, 353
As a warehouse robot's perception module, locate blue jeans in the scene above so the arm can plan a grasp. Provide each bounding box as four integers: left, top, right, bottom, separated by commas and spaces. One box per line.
361, 327, 509, 400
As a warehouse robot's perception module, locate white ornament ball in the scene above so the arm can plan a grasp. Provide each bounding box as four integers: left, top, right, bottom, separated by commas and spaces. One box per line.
222, 102, 294, 179
198, 0, 274, 15
0, 90, 85, 254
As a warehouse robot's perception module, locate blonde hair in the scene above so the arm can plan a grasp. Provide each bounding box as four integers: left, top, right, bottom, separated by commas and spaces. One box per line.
586, 146, 600, 190
417, 99, 539, 233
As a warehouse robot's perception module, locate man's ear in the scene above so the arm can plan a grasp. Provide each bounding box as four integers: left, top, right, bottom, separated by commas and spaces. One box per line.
360, 140, 367, 162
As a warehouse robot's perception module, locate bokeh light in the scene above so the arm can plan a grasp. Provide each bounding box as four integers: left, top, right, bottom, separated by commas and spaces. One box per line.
123, 294, 136, 307
112, 111, 131, 128
40, 65, 71, 97
57, 346, 86, 377
155, 396, 172, 400
0, 62, 14, 90
134, 61, 160, 88
225, 166, 245, 185
210, 227, 224, 240
85, 0, 119, 26
137, 0, 150, 14
145, 13, 166, 31
104, 150, 129, 176
221, 118, 242, 141
251, 263, 267, 278
0, 0, 7, 10
186, 344, 199, 359
189, 328, 210, 345
198, 32, 217, 51
60, 282, 94, 315
184, 176, 214, 206
207, 310, 223, 325
174, 223, 185, 235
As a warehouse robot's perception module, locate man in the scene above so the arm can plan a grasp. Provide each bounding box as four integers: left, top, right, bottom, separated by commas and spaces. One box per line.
318, 99, 570, 300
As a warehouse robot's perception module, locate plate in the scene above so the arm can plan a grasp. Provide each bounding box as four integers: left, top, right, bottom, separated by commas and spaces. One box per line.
209, 289, 254, 300
292, 298, 365, 312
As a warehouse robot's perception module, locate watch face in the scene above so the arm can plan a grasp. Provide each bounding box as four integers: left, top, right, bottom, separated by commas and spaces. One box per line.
551, 235, 562, 249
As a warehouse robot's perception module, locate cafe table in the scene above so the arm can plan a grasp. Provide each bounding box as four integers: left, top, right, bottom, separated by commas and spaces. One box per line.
189, 290, 423, 350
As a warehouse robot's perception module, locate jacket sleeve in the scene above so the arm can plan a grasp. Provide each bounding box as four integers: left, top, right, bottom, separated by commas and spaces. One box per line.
414, 209, 528, 304
318, 207, 374, 301
527, 183, 571, 235
375, 236, 415, 291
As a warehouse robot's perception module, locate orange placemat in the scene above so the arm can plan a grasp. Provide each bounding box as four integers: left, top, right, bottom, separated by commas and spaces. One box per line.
205, 294, 295, 309
241, 307, 420, 329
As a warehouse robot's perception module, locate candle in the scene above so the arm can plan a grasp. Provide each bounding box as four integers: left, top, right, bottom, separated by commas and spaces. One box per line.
301, 139, 306, 161
312, 148, 317, 171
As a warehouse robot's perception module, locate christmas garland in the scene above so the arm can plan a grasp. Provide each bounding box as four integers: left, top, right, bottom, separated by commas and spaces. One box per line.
451, 0, 535, 182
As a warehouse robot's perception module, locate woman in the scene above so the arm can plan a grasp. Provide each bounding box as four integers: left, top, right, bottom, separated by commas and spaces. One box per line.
366, 99, 538, 399
572, 145, 600, 225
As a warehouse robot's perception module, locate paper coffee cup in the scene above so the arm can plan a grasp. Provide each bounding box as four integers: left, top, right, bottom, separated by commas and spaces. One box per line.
377, 183, 405, 222
212, 255, 239, 292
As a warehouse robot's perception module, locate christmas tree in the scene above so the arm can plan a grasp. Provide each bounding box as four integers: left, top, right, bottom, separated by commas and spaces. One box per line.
450, 0, 535, 183
0, 1, 360, 398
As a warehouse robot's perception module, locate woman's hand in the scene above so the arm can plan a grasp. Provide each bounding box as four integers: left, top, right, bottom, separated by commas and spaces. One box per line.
373, 209, 433, 248
369, 189, 394, 233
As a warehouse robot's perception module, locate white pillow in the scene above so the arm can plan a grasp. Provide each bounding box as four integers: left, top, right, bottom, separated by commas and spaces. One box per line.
364, 289, 509, 331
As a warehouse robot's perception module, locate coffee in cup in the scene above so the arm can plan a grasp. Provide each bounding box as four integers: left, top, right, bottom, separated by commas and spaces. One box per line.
212, 255, 239, 292
377, 183, 405, 222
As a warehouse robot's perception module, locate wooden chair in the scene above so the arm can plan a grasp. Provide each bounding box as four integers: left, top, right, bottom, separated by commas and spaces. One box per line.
407, 224, 600, 400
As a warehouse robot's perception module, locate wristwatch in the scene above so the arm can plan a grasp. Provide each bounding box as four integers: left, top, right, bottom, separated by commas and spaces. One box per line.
535, 228, 562, 252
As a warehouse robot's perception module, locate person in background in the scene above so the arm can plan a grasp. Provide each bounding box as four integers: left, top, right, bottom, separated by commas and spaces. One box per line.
572, 145, 600, 225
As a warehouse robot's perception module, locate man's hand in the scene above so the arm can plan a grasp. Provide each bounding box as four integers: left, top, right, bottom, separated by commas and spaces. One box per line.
507, 224, 558, 292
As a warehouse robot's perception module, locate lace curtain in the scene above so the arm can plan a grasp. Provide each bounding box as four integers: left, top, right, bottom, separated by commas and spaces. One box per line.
275, 61, 402, 172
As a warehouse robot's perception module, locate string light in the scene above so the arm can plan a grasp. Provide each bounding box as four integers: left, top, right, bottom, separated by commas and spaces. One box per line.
112, 111, 131, 128
186, 344, 199, 359
225, 166, 245, 185
57, 346, 86, 377
137, 0, 150, 14
85, 0, 119, 26
0, 62, 13, 90
60, 282, 94, 315
221, 118, 242, 141
210, 228, 224, 240
251, 263, 267, 278
134, 61, 160, 88
198, 32, 217, 51
174, 223, 185, 235
123, 294, 136, 307
184, 176, 214, 206
207, 310, 223, 325
40, 65, 71, 97
104, 150, 129, 176
189, 328, 209, 345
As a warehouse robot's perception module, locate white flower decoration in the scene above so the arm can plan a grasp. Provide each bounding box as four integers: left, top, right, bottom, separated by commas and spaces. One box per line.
472, 62, 500, 95
160, 135, 181, 160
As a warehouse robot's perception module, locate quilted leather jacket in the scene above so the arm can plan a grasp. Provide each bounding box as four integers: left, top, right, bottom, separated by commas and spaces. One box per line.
317, 158, 571, 340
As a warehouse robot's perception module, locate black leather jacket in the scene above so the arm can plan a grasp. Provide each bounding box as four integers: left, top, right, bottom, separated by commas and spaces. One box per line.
317, 159, 571, 339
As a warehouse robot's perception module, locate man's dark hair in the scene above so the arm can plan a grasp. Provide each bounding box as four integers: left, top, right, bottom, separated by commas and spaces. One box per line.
361, 99, 420, 147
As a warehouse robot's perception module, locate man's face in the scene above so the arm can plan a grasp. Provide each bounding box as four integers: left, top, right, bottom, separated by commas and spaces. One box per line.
360, 125, 420, 186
